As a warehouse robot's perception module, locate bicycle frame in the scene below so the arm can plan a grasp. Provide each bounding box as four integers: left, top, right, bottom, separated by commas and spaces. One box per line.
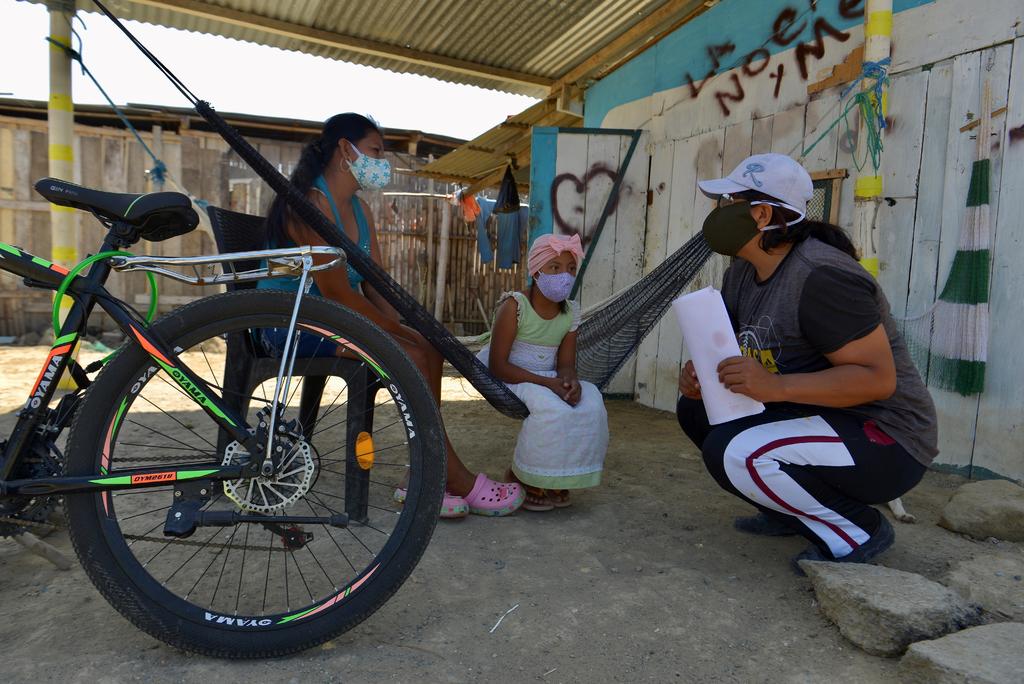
0, 239, 342, 498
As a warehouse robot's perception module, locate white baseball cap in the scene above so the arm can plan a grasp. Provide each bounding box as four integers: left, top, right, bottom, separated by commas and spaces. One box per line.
698, 153, 813, 224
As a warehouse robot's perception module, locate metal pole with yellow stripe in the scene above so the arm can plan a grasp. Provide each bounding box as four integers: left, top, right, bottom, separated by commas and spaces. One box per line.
48, 0, 79, 388
853, 0, 892, 278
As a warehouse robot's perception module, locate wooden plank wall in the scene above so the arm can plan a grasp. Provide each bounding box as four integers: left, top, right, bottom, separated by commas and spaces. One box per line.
547, 129, 650, 394
0, 118, 483, 337
372, 190, 526, 337
632, 39, 1024, 481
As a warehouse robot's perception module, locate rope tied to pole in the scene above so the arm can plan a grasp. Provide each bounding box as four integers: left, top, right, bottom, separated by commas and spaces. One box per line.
45, 36, 168, 185
799, 58, 891, 173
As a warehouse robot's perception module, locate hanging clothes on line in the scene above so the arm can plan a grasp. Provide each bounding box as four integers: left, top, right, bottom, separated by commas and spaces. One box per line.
459, 192, 481, 222
497, 205, 529, 269
475, 197, 497, 263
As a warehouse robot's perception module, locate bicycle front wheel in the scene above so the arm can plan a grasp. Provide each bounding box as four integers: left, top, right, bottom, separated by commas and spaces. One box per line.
64, 290, 445, 657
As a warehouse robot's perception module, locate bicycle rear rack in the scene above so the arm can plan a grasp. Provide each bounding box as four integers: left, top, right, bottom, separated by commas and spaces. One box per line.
108, 246, 346, 287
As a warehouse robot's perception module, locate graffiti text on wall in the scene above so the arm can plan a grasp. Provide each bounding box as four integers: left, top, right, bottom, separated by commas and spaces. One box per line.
684, 0, 864, 116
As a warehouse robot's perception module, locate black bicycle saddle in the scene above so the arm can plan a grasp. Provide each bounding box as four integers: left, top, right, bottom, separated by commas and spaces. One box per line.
34, 178, 199, 242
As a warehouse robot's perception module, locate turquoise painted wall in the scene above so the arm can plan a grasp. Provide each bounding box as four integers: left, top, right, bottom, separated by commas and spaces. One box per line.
527, 126, 558, 248
584, 0, 932, 127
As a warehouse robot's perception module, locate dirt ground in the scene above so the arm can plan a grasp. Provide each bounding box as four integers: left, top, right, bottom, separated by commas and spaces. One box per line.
0, 345, 1017, 683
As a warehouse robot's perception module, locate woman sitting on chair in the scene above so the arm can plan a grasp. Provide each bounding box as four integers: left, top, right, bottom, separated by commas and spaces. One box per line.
259, 113, 524, 518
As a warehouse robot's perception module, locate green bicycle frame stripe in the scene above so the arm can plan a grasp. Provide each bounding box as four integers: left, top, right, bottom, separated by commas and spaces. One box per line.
0, 241, 68, 286
125, 323, 238, 428
88, 468, 220, 487
151, 356, 238, 427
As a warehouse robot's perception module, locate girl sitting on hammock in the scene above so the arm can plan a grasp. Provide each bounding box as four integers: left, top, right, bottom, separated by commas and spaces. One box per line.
478, 234, 609, 510
260, 113, 524, 519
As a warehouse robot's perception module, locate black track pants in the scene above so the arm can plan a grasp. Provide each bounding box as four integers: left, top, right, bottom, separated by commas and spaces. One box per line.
676, 397, 926, 558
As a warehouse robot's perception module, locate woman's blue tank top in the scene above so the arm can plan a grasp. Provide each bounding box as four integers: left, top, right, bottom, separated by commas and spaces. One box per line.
257, 175, 371, 294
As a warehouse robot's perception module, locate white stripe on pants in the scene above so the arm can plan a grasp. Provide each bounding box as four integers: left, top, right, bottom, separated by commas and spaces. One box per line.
722, 415, 871, 557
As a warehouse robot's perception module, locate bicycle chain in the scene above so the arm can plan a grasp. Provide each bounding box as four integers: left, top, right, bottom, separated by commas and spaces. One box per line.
0, 520, 290, 554
0, 516, 61, 534
123, 533, 289, 553
120, 454, 218, 463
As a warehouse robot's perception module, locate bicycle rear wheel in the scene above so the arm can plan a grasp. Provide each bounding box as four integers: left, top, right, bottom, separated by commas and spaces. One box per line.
64, 290, 445, 657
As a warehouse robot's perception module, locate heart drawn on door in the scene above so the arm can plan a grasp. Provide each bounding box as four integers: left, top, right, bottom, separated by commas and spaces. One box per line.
550, 164, 622, 244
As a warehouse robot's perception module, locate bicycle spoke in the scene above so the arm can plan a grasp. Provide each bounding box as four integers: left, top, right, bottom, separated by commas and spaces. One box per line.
119, 503, 172, 521
306, 378, 351, 433
137, 393, 217, 450
289, 546, 315, 605
209, 524, 239, 608
311, 400, 388, 440
164, 529, 221, 585
125, 418, 213, 455
317, 456, 410, 468
234, 523, 251, 615
75, 297, 437, 633
199, 344, 221, 390
282, 523, 290, 610
186, 525, 238, 600
318, 467, 401, 491
262, 532, 273, 614
303, 498, 349, 581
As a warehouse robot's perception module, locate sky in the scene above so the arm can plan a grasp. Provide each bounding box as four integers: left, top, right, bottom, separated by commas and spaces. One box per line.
0, 0, 539, 140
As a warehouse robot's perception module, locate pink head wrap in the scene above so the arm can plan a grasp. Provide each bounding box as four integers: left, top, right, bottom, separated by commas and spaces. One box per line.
528, 233, 584, 276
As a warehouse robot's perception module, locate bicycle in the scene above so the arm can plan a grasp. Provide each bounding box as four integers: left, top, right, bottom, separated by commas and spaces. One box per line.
0, 178, 445, 657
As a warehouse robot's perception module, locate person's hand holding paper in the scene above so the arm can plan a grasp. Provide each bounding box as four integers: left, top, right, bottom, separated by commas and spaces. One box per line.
672, 287, 765, 425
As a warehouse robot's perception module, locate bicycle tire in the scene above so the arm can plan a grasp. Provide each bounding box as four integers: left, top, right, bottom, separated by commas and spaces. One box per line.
64, 289, 445, 657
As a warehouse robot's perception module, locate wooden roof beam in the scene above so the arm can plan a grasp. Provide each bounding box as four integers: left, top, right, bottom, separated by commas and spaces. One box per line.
464, 138, 534, 196
550, 0, 712, 93
124, 0, 554, 92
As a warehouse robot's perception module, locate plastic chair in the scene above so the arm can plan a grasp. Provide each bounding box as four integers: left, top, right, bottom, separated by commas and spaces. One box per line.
206, 205, 379, 521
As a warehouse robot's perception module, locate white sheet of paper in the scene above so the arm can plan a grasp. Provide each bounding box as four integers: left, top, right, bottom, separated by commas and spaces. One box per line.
672, 286, 765, 425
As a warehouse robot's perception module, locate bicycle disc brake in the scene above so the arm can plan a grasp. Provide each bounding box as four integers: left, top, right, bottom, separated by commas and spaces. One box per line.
221, 438, 316, 514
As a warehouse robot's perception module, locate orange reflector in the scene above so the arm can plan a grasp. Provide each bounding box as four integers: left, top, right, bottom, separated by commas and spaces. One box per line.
355, 432, 375, 470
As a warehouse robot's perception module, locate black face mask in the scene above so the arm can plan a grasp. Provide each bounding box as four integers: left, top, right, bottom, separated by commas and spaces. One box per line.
701, 203, 759, 256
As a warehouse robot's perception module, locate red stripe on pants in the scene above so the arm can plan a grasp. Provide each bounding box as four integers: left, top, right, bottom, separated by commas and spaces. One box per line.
744, 435, 860, 550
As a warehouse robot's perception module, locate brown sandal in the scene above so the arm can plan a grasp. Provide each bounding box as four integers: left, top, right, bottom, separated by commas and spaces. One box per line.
521, 485, 555, 512
505, 469, 554, 512
548, 489, 572, 508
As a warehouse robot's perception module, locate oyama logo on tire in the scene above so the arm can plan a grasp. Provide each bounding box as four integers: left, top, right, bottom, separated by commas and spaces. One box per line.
204, 612, 272, 628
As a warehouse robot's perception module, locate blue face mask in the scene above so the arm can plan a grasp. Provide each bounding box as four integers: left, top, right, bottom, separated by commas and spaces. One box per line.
535, 272, 575, 302
347, 142, 391, 190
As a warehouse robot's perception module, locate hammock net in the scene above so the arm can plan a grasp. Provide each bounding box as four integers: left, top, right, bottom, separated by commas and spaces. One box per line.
576, 235, 713, 388
896, 82, 993, 396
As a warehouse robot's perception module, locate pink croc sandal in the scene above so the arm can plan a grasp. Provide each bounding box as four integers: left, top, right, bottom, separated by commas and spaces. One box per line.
462, 473, 525, 517
393, 487, 469, 519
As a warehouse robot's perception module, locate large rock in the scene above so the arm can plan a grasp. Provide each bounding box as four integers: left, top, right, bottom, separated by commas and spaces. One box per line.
939, 480, 1024, 542
800, 561, 982, 656
900, 623, 1024, 684
945, 555, 1024, 621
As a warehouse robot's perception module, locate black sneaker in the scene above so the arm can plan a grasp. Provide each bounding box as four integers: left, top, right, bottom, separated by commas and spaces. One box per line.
733, 512, 799, 537
792, 514, 895, 576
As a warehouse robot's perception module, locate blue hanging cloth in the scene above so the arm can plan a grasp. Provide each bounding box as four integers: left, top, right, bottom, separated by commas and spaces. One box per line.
496, 206, 528, 269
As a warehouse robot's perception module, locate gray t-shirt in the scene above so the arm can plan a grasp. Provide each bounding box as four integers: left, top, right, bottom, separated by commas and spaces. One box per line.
720, 237, 939, 465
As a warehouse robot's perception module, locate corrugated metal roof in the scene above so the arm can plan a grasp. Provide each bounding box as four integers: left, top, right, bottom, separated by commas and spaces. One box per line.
418, 96, 581, 190
54, 0, 705, 96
